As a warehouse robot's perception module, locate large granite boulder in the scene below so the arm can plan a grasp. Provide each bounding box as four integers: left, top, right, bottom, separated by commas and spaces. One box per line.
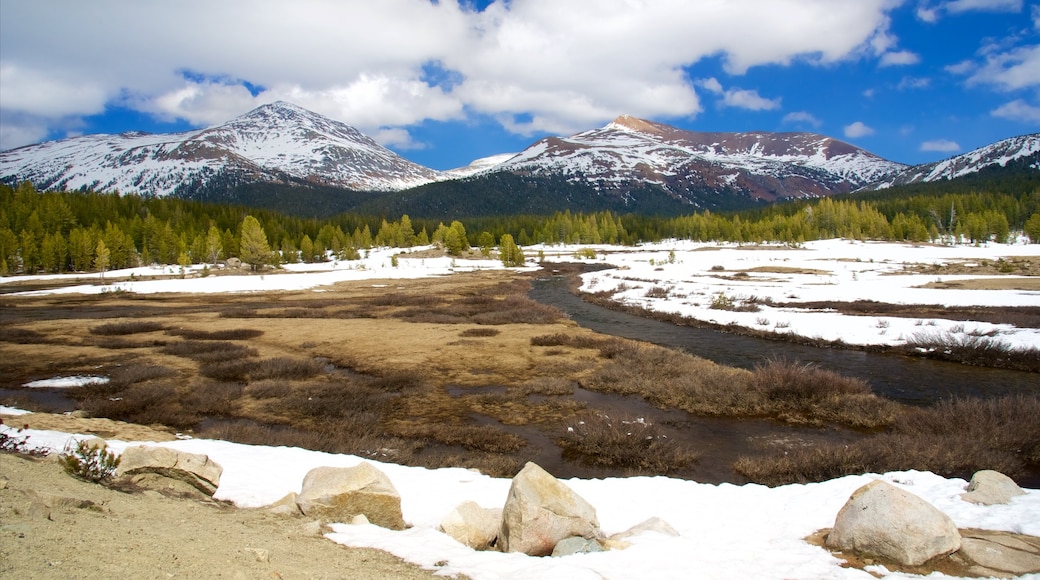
827, 480, 961, 566
961, 470, 1026, 506
499, 462, 602, 556
440, 501, 502, 550
296, 463, 405, 530
115, 445, 222, 496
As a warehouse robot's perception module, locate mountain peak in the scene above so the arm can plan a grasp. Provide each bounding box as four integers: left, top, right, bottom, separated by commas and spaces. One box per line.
607, 115, 665, 134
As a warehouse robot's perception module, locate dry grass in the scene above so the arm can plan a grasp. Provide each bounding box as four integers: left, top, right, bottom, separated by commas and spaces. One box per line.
90, 321, 165, 335
558, 410, 698, 474
736, 395, 1040, 485
166, 328, 264, 340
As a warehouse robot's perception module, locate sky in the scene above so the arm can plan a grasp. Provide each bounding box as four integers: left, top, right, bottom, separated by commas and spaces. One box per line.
1, 0, 1038, 171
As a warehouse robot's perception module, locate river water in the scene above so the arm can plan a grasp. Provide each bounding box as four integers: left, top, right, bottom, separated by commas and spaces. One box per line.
529, 275, 1040, 405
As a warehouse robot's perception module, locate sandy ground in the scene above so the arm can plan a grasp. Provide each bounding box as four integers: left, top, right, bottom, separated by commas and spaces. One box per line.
0, 418, 440, 580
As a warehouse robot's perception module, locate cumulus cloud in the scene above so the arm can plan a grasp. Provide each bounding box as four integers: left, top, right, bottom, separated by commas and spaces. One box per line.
720, 88, 781, 111
991, 99, 1040, 122
957, 44, 1040, 91
844, 121, 876, 138
920, 139, 961, 152
898, 76, 931, 90
880, 50, 921, 67
917, 0, 1022, 21
0, 0, 909, 146
782, 111, 823, 127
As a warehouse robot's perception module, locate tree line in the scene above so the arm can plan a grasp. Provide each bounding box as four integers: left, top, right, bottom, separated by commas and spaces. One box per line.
1, 181, 1037, 275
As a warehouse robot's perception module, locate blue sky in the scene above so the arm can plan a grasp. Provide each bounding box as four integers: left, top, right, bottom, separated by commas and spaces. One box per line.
1, 0, 1037, 170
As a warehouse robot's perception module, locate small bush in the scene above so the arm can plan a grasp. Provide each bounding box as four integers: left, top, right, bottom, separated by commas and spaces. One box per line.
0, 327, 48, 344
166, 328, 264, 340
644, 286, 671, 299
0, 422, 50, 457
163, 340, 259, 362
558, 411, 697, 473
109, 364, 176, 388
90, 321, 165, 336
459, 327, 501, 338
60, 439, 120, 483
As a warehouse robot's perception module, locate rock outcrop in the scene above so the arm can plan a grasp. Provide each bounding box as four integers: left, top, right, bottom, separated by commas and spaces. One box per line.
961, 470, 1026, 506
114, 445, 223, 496
296, 463, 405, 530
440, 501, 502, 550
826, 480, 961, 566
499, 462, 602, 556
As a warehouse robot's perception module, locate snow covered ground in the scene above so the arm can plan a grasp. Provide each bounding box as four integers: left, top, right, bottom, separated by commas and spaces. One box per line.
3, 239, 1039, 578
2, 411, 1037, 580
3, 239, 1037, 351
539, 238, 1040, 351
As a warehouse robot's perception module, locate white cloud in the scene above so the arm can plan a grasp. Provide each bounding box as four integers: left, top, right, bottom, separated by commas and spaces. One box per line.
371, 128, 426, 150
961, 44, 1040, 91
917, 0, 1022, 21
782, 111, 823, 127
880, 50, 921, 67
897, 76, 931, 90
1034, 4, 1040, 29
991, 98, 1040, 122
0, 0, 910, 145
844, 121, 876, 138
720, 88, 781, 111
920, 139, 961, 152
697, 78, 724, 95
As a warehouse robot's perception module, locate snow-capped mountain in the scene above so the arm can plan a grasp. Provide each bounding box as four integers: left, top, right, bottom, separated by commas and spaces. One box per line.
487, 115, 908, 204
442, 153, 518, 179
0, 101, 443, 196
873, 133, 1040, 188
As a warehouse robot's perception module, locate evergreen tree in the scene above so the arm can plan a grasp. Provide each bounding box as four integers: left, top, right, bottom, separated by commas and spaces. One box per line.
239, 215, 272, 271
499, 234, 525, 267
94, 238, 110, 280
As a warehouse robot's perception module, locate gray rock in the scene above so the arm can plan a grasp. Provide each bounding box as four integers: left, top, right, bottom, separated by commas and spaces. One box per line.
958, 530, 1040, 576
440, 501, 502, 550
296, 463, 404, 530
115, 445, 222, 496
826, 480, 961, 566
499, 462, 602, 556
264, 492, 302, 516
551, 536, 605, 557
961, 470, 1026, 505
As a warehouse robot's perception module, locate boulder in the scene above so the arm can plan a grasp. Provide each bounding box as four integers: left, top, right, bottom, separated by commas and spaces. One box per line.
957, 529, 1040, 577
440, 501, 502, 550
295, 463, 404, 530
499, 462, 602, 556
551, 536, 604, 557
961, 470, 1026, 506
826, 480, 961, 566
264, 492, 302, 516
115, 445, 222, 496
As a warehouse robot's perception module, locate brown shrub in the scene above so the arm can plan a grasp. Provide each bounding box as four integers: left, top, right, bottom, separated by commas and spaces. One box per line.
387, 421, 527, 454
109, 364, 176, 388
0, 327, 48, 344
517, 377, 575, 396
90, 321, 165, 335
895, 395, 1040, 463
167, 328, 264, 340
163, 340, 258, 362
558, 411, 698, 474
459, 327, 501, 338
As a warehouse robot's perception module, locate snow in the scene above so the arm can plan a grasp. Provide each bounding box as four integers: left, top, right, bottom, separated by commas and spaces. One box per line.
3, 238, 1039, 578
23, 376, 109, 389
0, 247, 526, 297
3, 418, 1038, 580
537, 238, 1040, 351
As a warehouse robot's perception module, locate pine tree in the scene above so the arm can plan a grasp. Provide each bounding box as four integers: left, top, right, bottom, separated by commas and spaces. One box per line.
499, 234, 525, 267
94, 238, 111, 281
239, 215, 271, 271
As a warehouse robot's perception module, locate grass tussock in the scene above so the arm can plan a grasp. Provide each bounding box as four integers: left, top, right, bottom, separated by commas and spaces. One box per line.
162, 340, 259, 362
459, 327, 501, 338
200, 356, 324, 383
386, 421, 527, 454
582, 345, 898, 429
90, 321, 165, 335
736, 395, 1040, 485
558, 411, 698, 474
166, 328, 264, 340
0, 327, 48, 344
903, 330, 1040, 372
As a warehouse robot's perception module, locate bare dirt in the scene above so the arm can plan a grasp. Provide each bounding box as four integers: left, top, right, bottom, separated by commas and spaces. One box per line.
0, 449, 439, 579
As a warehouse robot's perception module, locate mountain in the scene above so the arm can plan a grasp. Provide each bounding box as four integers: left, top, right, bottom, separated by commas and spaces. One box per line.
2, 103, 1036, 218
0, 101, 442, 197
871, 133, 1040, 189
479, 115, 908, 208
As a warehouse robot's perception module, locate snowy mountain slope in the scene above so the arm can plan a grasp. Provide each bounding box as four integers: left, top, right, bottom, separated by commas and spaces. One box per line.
873, 133, 1040, 188
489, 115, 909, 204
0, 102, 444, 196
442, 153, 518, 179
